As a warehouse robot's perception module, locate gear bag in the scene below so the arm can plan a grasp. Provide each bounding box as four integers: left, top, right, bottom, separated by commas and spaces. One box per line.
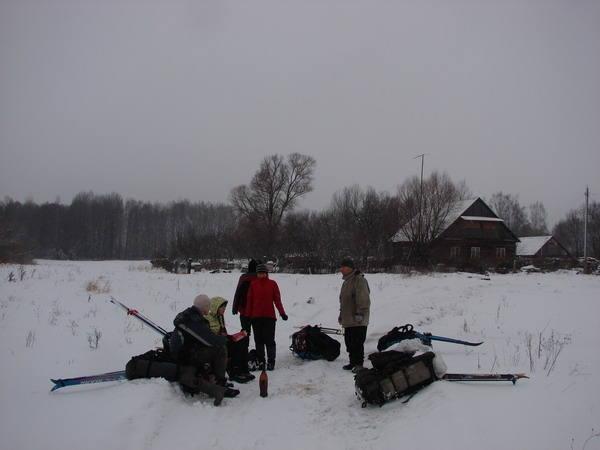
290, 325, 341, 361
354, 350, 438, 407
125, 349, 188, 382
377, 324, 434, 351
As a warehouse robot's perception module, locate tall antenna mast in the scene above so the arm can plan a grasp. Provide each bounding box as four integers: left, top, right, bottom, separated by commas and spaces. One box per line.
583, 186, 589, 274
414, 154, 426, 192
414, 154, 426, 245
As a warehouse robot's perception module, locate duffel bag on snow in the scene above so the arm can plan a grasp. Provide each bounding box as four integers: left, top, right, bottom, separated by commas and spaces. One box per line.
125, 349, 187, 382
355, 351, 438, 407
290, 325, 341, 361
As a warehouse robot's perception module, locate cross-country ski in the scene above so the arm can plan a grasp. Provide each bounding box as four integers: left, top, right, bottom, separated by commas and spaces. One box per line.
442, 373, 529, 384
50, 371, 127, 391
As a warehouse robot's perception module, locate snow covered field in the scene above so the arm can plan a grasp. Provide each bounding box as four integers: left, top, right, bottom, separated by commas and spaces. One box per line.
1, 260, 599, 450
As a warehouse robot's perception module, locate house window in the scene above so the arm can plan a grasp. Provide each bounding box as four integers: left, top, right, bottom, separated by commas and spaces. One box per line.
496, 247, 506, 259
470, 247, 481, 259
450, 247, 461, 259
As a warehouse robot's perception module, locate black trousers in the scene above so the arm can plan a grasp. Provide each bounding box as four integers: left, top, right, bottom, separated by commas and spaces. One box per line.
186, 345, 228, 380
239, 314, 252, 337
344, 326, 367, 366
251, 317, 277, 364
227, 335, 250, 374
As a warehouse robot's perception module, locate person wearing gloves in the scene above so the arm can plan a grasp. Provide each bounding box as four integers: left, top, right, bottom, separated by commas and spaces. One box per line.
338, 258, 371, 373
246, 263, 288, 371
207, 296, 255, 383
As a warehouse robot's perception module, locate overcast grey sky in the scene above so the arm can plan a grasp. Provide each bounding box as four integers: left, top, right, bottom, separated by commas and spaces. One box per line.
1, 0, 598, 227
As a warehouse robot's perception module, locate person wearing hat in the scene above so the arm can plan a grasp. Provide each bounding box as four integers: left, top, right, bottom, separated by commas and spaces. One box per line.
168, 294, 240, 405
338, 258, 371, 373
246, 263, 288, 371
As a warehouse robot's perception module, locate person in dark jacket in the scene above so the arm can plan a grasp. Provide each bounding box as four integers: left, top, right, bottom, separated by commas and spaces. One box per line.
246, 263, 288, 370
338, 258, 371, 373
231, 259, 259, 336
207, 296, 255, 383
170, 294, 239, 405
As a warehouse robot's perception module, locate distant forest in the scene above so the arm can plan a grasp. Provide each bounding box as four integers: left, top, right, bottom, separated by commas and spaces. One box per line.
1, 155, 597, 269
2, 190, 596, 268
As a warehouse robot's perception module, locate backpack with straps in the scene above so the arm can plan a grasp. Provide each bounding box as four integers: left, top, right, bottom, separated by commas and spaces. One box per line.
354, 350, 438, 407
290, 325, 341, 361
125, 349, 187, 382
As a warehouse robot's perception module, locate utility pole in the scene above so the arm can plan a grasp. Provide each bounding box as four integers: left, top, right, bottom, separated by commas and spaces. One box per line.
414, 154, 426, 194
414, 154, 426, 250
583, 186, 589, 274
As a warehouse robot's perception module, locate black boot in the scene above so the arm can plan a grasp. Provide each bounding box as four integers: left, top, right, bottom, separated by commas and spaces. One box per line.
266, 345, 276, 371
179, 367, 229, 406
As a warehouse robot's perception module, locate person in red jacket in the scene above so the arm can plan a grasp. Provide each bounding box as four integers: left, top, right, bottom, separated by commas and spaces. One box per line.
246, 263, 288, 370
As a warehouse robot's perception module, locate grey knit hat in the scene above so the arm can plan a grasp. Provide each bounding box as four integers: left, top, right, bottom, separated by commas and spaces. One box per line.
193, 294, 211, 312
256, 263, 268, 273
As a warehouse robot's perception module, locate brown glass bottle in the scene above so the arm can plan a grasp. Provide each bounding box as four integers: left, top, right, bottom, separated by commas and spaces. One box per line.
259, 369, 268, 397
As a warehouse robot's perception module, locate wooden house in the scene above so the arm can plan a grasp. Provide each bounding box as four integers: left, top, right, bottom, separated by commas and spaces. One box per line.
517, 236, 574, 262
392, 197, 520, 267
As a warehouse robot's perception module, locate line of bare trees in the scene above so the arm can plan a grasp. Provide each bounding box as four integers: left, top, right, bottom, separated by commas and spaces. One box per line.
0, 192, 237, 263
1, 153, 597, 269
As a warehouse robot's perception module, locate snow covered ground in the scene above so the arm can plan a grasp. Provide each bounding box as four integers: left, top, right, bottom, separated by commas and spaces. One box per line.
1, 260, 599, 450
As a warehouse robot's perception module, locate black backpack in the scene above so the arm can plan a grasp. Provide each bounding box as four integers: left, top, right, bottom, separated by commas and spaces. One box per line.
377, 324, 434, 351
354, 350, 438, 407
290, 325, 341, 361
125, 349, 187, 382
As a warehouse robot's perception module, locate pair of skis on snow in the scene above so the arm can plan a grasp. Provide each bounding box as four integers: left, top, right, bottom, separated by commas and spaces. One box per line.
51, 298, 528, 391
51, 368, 528, 391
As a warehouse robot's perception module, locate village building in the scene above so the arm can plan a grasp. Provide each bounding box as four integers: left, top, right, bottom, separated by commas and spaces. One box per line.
516, 235, 575, 269
392, 197, 520, 269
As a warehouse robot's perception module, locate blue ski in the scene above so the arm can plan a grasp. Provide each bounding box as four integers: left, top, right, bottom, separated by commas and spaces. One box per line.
51, 370, 127, 391
420, 333, 483, 347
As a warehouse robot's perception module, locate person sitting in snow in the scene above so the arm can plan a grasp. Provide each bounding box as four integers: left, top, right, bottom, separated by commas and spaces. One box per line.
169, 294, 240, 406
207, 296, 255, 383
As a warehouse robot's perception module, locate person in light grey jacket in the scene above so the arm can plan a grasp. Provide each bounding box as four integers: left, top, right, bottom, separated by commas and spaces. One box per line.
338, 258, 371, 373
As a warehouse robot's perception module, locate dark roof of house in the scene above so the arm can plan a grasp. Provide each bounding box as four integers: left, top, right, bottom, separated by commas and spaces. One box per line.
392, 197, 519, 243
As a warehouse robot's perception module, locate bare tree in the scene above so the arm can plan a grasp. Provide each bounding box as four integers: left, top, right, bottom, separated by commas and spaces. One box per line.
553, 207, 584, 257
489, 192, 531, 236
396, 171, 471, 262
528, 201, 549, 235
587, 202, 600, 259
229, 153, 316, 256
